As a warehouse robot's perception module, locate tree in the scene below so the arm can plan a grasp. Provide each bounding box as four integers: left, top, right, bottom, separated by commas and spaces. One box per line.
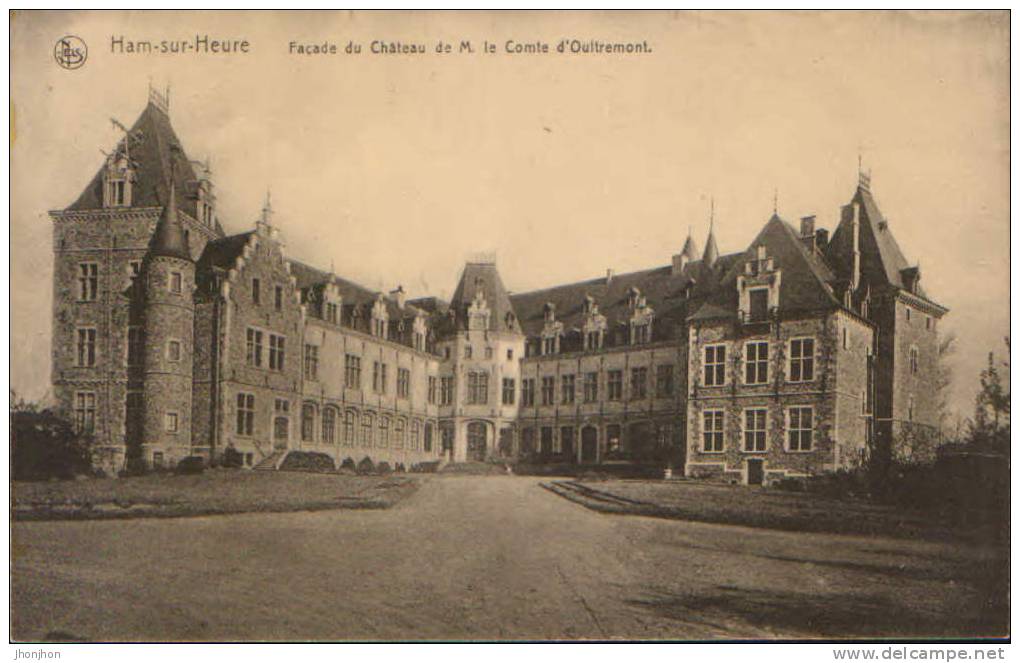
967, 337, 1010, 453
935, 331, 957, 439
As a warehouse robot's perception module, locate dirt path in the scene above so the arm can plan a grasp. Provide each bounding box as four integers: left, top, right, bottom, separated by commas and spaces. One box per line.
10, 476, 1007, 641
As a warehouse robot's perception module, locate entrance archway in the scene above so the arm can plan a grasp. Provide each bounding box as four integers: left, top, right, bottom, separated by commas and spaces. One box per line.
581, 426, 598, 463
467, 421, 487, 461
273, 417, 289, 450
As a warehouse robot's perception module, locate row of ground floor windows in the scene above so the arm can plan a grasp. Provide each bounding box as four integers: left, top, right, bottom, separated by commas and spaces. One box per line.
701, 406, 815, 453
236, 394, 436, 453
517, 421, 677, 461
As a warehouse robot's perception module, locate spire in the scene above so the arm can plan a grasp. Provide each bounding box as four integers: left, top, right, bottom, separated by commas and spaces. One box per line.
149, 178, 191, 261
681, 224, 699, 260
703, 203, 719, 268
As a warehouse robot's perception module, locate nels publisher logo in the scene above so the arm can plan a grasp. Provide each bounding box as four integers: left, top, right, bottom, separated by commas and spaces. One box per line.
54, 35, 87, 70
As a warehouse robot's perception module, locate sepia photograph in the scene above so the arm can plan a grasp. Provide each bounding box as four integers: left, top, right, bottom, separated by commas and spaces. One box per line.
7, 9, 1011, 647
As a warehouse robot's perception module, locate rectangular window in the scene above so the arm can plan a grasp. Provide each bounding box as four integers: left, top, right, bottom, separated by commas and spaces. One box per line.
246, 328, 263, 367
630, 367, 648, 400
304, 344, 319, 381
788, 406, 814, 451
301, 403, 316, 442
607, 370, 623, 401
704, 345, 726, 386
169, 271, 182, 294
702, 410, 724, 452
540, 427, 554, 454
167, 339, 182, 362
561, 374, 575, 404
507, 348, 514, 360
397, 368, 411, 399
236, 393, 255, 436
127, 327, 144, 367
373, 362, 382, 393
521, 378, 535, 407
745, 341, 769, 385
361, 414, 373, 447
502, 378, 515, 405
428, 376, 437, 404
251, 278, 261, 305
165, 411, 179, 433
128, 260, 142, 284
274, 285, 283, 311
583, 372, 598, 402
468, 372, 489, 405
325, 302, 339, 324
344, 410, 356, 446
78, 263, 98, 301
485, 347, 493, 359
748, 288, 769, 321
76, 328, 97, 367
743, 408, 767, 452
275, 398, 289, 414
632, 323, 650, 344
73, 391, 96, 434
464, 345, 472, 359
541, 376, 555, 406
441, 377, 454, 406
268, 334, 286, 371
789, 338, 815, 382
344, 354, 361, 389
656, 365, 674, 398
908, 395, 914, 422
909, 346, 919, 374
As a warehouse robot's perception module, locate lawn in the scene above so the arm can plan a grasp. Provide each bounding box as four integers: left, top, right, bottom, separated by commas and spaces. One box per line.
552, 479, 997, 542
12, 470, 421, 521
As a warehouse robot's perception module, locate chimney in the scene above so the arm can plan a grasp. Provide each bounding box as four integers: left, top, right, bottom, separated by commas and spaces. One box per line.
389, 285, 406, 309
815, 228, 829, 251
606, 268, 614, 285
800, 215, 816, 238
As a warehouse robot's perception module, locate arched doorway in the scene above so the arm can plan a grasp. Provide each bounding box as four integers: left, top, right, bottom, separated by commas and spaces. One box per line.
467, 421, 487, 461
581, 426, 598, 463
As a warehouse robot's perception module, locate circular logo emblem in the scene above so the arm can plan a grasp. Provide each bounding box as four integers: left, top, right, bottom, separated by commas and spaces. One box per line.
54, 35, 87, 70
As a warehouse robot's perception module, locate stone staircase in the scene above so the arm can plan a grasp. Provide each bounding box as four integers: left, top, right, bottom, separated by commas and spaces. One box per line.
253, 450, 287, 472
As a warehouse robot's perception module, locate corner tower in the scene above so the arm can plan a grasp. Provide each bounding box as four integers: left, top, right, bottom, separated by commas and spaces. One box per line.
140, 179, 196, 468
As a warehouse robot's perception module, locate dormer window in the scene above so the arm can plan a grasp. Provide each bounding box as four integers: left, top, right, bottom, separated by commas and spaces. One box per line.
628, 287, 642, 310
748, 288, 769, 321
542, 335, 559, 355
467, 289, 491, 331
102, 153, 134, 208
632, 323, 650, 344
737, 245, 781, 323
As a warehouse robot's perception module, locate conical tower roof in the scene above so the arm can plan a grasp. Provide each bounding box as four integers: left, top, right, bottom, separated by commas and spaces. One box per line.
703, 224, 719, 267
149, 179, 191, 261
681, 230, 699, 260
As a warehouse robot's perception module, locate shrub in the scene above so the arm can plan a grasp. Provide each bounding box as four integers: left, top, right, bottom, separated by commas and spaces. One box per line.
339, 457, 357, 471
278, 451, 335, 473
174, 456, 206, 475
12, 410, 93, 481
377, 461, 392, 474
221, 446, 244, 469
394, 462, 406, 473
416, 461, 440, 473
356, 457, 375, 474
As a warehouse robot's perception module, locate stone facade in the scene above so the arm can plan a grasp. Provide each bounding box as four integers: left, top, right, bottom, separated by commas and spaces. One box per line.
48, 95, 948, 481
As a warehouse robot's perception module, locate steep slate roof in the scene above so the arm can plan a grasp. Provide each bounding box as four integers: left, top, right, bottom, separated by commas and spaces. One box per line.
68, 100, 220, 233
690, 214, 840, 322
509, 253, 741, 339
826, 185, 929, 299
148, 180, 191, 261
289, 259, 428, 320
448, 262, 522, 333
196, 232, 255, 271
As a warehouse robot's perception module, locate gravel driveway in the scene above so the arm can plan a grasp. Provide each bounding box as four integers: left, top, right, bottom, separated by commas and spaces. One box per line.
11, 475, 1007, 641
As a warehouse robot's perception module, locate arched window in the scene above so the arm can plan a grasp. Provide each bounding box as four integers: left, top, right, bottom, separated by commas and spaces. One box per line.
344, 409, 357, 446
322, 406, 337, 444
378, 416, 390, 448
361, 412, 373, 447
393, 418, 406, 449
411, 419, 421, 451
301, 402, 316, 442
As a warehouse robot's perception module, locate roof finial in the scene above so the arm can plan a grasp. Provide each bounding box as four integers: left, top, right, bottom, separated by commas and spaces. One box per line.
261, 189, 273, 224
773, 188, 778, 215
709, 196, 715, 230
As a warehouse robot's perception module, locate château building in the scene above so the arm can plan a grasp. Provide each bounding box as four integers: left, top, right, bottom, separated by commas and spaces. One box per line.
50, 90, 948, 483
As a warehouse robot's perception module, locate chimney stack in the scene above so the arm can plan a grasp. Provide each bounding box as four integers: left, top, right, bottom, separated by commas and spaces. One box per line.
389, 285, 406, 309
606, 268, 614, 285
800, 215, 816, 238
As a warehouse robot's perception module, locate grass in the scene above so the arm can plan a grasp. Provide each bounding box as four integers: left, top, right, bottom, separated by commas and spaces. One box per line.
549, 479, 997, 542
12, 469, 421, 521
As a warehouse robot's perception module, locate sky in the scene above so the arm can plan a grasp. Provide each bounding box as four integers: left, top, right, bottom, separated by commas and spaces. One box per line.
10, 10, 1010, 422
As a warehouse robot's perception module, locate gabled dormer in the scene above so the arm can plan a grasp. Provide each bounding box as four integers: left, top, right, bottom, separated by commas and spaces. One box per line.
541, 302, 563, 354
736, 242, 781, 323
371, 294, 389, 338
581, 294, 607, 351
102, 152, 135, 208
627, 287, 654, 344
467, 282, 491, 331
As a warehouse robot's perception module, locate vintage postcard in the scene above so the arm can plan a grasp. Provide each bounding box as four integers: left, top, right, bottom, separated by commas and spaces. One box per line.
8, 10, 1010, 647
